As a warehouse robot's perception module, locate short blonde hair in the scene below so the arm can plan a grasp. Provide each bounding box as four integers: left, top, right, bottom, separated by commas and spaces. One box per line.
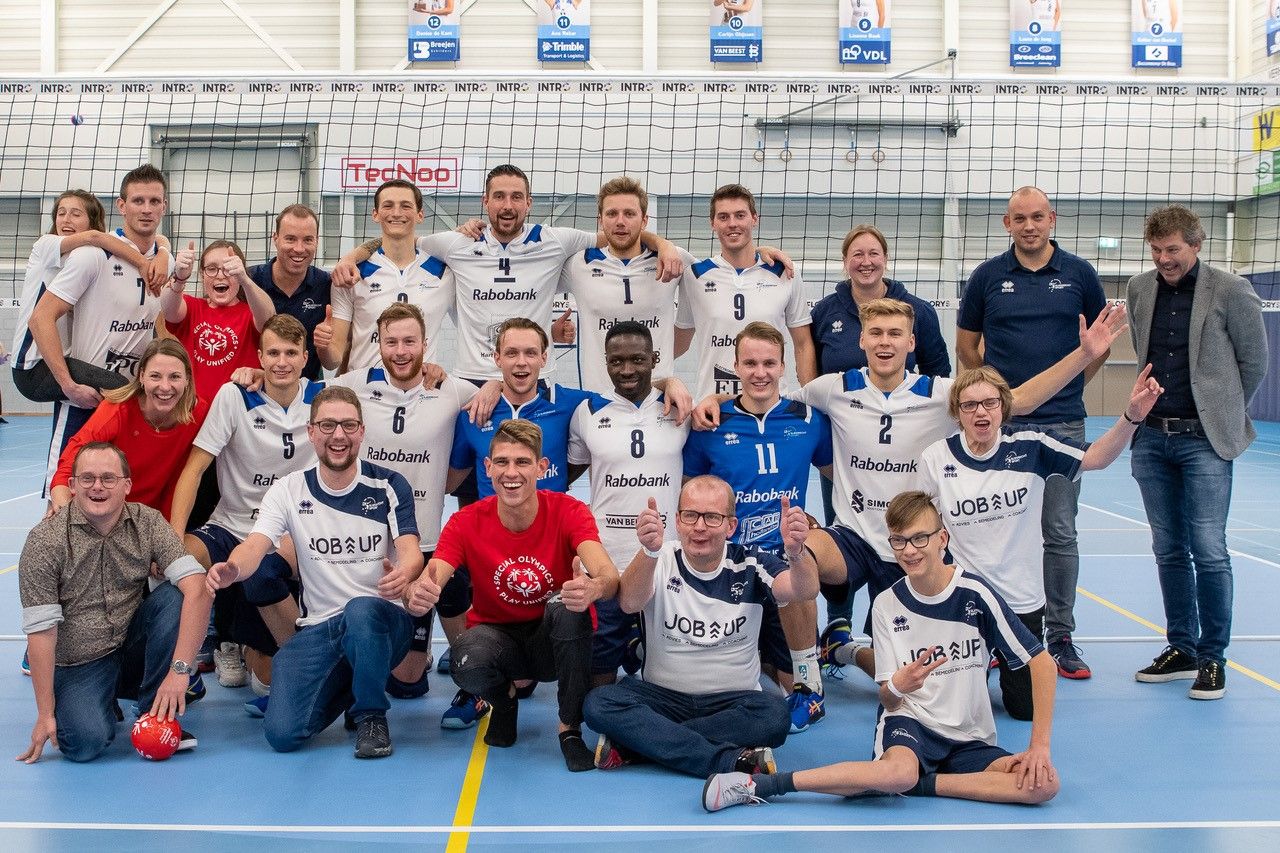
885, 491, 942, 534
858, 297, 915, 327
949, 366, 1013, 423
490, 418, 543, 459
597, 176, 648, 215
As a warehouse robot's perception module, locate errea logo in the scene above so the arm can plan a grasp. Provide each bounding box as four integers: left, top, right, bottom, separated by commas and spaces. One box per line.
666, 575, 682, 593
597, 416, 612, 429
943, 464, 957, 478
112, 264, 124, 276
252, 415, 267, 430
298, 500, 315, 514
831, 320, 843, 334
892, 614, 910, 632
723, 432, 740, 446
591, 267, 604, 277
1000, 280, 1015, 294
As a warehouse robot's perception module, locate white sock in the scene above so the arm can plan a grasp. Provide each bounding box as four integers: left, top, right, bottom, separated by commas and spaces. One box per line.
833, 643, 861, 666
791, 646, 822, 693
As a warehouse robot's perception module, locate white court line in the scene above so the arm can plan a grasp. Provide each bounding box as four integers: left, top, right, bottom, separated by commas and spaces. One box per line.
1080, 502, 1280, 571
0, 492, 38, 505
0, 820, 1277, 834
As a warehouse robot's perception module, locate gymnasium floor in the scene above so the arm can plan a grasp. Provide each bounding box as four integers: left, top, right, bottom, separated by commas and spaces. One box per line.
0, 415, 1277, 851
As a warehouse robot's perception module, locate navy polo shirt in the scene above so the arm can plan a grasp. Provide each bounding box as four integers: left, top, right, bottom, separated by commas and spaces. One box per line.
248, 259, 332, 381
958, 241, 1106, 423
809, 279, 952, 377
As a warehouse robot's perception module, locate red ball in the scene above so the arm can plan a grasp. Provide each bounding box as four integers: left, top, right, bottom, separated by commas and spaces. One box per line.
131, 713, 181, 761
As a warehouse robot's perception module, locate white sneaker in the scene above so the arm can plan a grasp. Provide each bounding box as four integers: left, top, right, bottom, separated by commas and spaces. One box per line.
214, 642, 248, 688
702, 771, 766, 812
250, 669, 271, 697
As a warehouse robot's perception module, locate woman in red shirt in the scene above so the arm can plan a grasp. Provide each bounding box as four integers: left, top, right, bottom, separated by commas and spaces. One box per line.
160, 239, 274, 405
50, 337, 209, 519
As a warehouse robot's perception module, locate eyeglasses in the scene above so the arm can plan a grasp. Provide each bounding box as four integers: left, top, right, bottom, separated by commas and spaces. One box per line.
888, 527, 944, 551
311, 419, 362, 434
958, 397, 1002, 414
201, 265, 232, 279
75, 473, 125, 488
676, 509, 732, 529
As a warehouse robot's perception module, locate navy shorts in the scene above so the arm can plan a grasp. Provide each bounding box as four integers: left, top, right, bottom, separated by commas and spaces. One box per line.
819, 524, 904, 632
190, 523, 295, 607
876, 714, 1011, 782
591, 596, 639, 675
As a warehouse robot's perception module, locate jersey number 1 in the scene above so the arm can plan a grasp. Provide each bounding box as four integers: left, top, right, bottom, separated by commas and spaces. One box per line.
755, 442, 778, 474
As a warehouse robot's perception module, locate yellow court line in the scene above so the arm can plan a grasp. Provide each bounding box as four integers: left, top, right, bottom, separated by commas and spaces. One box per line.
0, 564, 17, 576
445, 714, 492, 853
1077, 585, 1280, 693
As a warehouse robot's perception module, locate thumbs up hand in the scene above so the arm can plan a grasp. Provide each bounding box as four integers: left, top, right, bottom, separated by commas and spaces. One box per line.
780, 494, 810, 558
313, 304, 335, 353
378, 556, 412, 600
560, 556, 598, 612
173, 240, 197, 283
551, 308, 576, 345
636, 496, 666, 553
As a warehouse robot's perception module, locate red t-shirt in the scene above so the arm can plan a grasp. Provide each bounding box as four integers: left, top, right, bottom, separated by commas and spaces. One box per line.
52, 395, 211, 519
165, 295, 260, 405
434, 491, 601, 627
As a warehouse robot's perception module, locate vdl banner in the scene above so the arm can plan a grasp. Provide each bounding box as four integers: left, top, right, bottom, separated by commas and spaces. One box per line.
408, 0, 460, 62
710, 0, 763, 64
538, 0, 590, 63
1009, 0, 1061, 68
1132, 0, 1182, 68
838, 0, 890, 65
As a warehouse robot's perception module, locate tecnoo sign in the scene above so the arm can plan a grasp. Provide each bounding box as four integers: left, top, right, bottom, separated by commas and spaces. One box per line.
323, 156, 483, 194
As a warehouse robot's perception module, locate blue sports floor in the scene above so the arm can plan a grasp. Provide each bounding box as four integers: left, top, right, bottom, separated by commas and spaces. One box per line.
0, 415, 1278, 851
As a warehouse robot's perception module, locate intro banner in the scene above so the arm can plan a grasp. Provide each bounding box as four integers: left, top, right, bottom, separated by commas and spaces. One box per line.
710, 0, 763, 64
1132, 0, 1182, 68
538, 0, 590, 63
408, 0, 461, 62
1010, 0, 1061, 68
839, 0, 890, 65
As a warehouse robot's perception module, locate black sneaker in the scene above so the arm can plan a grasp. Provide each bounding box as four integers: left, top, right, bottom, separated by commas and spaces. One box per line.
354, 715, 393, 758
176, 729, 198, 752
1188, 661, 1226, 700
734, 746, 777, 775
1048, 636, 1091, 680
1135, 646, 1199, 683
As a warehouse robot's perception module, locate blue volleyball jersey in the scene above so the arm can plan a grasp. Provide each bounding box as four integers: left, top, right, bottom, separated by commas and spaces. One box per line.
682, 397, 832, 551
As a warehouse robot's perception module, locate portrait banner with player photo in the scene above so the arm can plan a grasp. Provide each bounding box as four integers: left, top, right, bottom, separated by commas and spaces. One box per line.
408, 0, 461, 62
538, 0, 590, 62
1267, 0, 1280, 57
1131, 0, 1181, 68
1009, 0, 1061, 68
838, 0, 890, 64
710, 0, 763, 64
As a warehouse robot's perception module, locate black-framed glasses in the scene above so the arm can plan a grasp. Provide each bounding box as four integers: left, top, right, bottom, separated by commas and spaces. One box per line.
958, 397, 1002, 414
201, 265, 231, 278
676, 509, 731, 529
311, 418, 362, 434
888, 527, 944, 551
75, 473, 125, 488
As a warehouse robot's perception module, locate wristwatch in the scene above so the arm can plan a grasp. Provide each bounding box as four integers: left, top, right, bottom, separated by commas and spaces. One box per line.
171, 659, 195, 676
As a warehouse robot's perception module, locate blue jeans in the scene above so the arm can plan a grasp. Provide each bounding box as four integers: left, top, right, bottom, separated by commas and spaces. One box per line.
583, 676, 789, 777
264, 596, 413, 752
1131, 427, 1235, 664
1012, 417, 1084, 644
53, 582, 183, 762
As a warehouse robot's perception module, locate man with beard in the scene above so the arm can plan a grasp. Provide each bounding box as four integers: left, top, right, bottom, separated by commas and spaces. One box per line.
206, 386, 427, 759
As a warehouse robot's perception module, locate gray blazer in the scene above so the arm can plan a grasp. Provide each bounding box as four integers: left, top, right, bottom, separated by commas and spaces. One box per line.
1127, 262, 1269, 460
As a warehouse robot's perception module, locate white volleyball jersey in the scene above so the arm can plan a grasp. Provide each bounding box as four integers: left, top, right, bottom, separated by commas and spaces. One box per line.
872, 568, 1042, 751
557, 246, 681, 393
12, 235, 71, 369
253, 460, 418, 626
333, 369, 476, 549
640, 541, 784, 694
567, 389, 688, 569
791, 369, 956, 562
47, 229, 164, 379
418, 224, 596, 381
919, 428, 1085, 613
194, 379, 323, 539
675, 254, 810, 399
329, 248, 453, 374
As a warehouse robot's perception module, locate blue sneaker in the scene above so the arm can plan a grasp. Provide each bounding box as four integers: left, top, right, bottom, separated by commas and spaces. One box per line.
186, 672, 206, 704
437, 647, 451, 675
818, 618, 852, 672
21, 649, 30, 676
244, 694, 269, 717
441, 689, 490, 730
787, 684, 825, 733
